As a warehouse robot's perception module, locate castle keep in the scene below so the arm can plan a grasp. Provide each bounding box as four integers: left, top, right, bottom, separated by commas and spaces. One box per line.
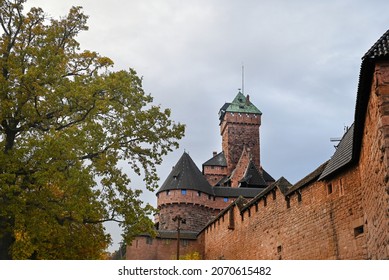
126, 30, 389, 260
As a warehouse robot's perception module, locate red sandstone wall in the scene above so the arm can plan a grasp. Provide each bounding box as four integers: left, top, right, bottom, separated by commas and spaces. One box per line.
203, 165, 227, 186
157, 189, 231, 210
202, 168, 366, 259
359, 62, 389, 259
201, 62, 389, 260
157, 189, 230, 231
126, 235, 204, 260
158, 203, 219, 231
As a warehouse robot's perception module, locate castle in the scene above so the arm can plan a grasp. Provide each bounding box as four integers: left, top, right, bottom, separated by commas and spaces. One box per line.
126, 29, 389, 260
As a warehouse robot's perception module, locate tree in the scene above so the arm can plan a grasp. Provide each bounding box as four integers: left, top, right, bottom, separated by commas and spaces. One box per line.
0, 0, 184, 259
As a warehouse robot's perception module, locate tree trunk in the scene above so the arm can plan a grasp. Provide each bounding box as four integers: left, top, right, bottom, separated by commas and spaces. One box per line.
0, 217, 13, 259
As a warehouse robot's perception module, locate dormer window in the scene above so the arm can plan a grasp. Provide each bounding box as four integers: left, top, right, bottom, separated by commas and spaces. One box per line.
173, 171, 180, 180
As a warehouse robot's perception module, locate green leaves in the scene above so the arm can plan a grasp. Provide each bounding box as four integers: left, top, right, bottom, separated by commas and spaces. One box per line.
0, 1, 184, 259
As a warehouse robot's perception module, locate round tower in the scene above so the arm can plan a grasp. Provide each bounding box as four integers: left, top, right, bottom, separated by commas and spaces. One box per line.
156, 152, 220, 232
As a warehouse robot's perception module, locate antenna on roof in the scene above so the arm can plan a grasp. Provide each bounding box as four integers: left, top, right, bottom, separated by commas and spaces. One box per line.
241, 63, 245, 94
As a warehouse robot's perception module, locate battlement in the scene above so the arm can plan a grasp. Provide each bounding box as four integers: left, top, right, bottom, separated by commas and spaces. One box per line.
198, 59, 389, 260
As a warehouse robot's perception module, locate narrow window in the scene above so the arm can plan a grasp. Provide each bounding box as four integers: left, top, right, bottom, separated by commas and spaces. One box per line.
255, 203, 259, 212
339, 179, 344, 196
197, 191, 201, 197
263, 197, 267, 207
228, 208, 235, 230
223, 197, 229, 202
166, 190, 170, 196
181, 189, 187, 195
277, 245, 282, 253
286, 197, 290, 209
297, 191, 302, 202
354, 225, 364, 237
327, 183, 333, 195
272, 190, 276, 200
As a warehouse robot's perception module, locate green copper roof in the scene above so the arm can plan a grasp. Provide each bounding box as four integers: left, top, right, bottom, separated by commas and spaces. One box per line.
225, 92, 262, 115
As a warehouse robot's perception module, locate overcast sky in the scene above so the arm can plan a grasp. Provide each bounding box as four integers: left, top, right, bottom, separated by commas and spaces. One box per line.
26, 0, 389, 252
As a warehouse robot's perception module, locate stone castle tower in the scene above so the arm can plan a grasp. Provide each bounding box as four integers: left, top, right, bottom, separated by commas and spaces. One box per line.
155, 152, 220, 232
203, 92, 274, 188
155, 91, 274, 233
219, 92, 262, 174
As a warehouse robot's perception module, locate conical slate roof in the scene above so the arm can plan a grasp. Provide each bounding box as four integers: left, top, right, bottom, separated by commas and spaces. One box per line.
157, 152, 214, 195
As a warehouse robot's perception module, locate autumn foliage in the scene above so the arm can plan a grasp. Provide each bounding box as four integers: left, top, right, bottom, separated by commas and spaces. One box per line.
0, 0, 184, 259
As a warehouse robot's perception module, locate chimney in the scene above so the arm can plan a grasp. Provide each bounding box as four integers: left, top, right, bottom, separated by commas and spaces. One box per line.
246, 94, 250, 105
213, 151, 217, 157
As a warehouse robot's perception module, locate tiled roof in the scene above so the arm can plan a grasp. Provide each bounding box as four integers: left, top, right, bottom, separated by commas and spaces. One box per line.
227, 92, 262, 115
213, 186, 264, 198
261, 168, 275, 184
351, 29, 389, 175
157, 152, 214, 195
219, 92, 262, 121
363, 29, 389, 59
317, 30, 389, 181
202, 151, 227, 167
318, 125, 354, 180
239, 161, 268, 187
